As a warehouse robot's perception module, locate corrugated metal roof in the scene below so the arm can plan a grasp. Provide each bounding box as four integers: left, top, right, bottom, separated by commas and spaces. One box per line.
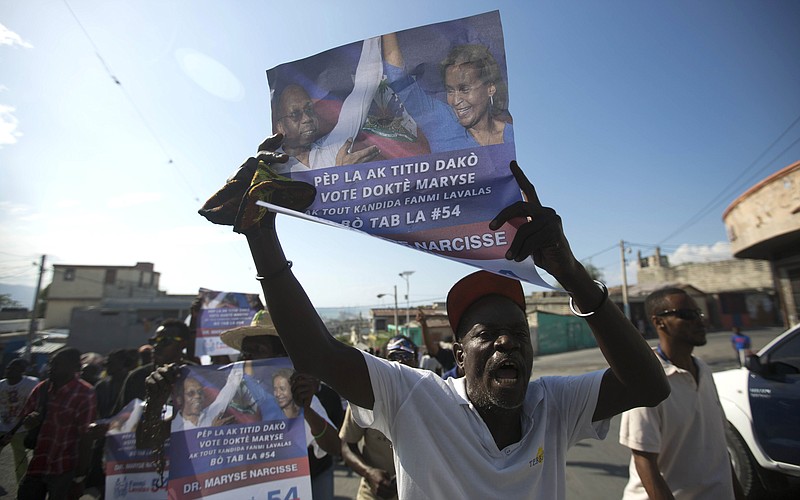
15, 340, 67, 355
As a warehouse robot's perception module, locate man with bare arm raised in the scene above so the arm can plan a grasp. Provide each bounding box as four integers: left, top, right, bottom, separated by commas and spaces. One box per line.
199, 134, 670, 499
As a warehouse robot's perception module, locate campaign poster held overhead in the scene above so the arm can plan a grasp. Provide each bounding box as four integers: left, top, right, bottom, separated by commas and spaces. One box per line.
264, 10, 549, 286
167, 359, 312, 499
195, 289, 262, 357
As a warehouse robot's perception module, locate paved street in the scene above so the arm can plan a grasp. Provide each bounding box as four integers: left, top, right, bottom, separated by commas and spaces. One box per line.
0, 327, 791, 498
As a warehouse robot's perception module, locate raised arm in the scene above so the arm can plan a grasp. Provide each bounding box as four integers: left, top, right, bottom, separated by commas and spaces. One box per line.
322, 37, 382, 148
202, 363, 243, 424
291, 373, 341, 457
416, 307, 439, 357
197, 136, 374, 408
246, 222, 373, 409
490, 161, 669, 420
381, 33, 403, 69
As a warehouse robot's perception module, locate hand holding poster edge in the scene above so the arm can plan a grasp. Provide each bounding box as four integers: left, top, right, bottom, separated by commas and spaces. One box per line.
490, 160, 580, 284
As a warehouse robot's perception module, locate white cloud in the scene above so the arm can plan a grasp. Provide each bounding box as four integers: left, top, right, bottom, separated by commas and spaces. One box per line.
668, 242, 732, 265
0, 104, 22, 147
0, 200, 31, 214
0, 24, 33, 48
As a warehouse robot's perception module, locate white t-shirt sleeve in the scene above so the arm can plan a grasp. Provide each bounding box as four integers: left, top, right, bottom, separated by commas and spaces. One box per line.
619, 402, 662, 453
351, 351, 423, 437
542, 370, 610, 447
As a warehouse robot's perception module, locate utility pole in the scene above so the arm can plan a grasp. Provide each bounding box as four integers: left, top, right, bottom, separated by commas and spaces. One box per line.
620, 241, 630, 320
25, 254, 46, 362
399, 271, 415, 328
391, 284, 398, 330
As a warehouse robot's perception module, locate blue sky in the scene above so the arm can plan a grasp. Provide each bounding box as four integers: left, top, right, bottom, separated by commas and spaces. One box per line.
2, 0, 799, 310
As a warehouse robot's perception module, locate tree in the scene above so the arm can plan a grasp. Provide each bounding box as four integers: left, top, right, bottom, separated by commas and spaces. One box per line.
582, 262, 605, 282
0, 293, 22, 309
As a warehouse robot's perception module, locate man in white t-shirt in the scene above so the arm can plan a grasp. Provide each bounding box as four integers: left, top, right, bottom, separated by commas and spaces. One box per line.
0, 358, 40, 483
225, 154, 671, 499
619, 288, 744, 499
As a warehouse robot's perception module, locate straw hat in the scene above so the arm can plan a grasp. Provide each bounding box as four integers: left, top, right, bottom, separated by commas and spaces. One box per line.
220, 309, 278, 351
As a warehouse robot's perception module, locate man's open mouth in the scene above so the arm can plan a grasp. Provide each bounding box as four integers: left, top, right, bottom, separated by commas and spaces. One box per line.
491, 360, 520, 387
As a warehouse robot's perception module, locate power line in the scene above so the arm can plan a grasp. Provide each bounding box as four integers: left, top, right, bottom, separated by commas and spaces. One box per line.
579, 243, 618, 262
0, 268, 37, 280
61, 0, 200, 202
658, 112, 800, 244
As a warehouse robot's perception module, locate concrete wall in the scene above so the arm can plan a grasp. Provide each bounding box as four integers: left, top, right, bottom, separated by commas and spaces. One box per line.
46, 263, 162, 329
774, 256, 800, 326
46, 298, 100, 328
49, 267, 105, 299
637, 259, 773, 293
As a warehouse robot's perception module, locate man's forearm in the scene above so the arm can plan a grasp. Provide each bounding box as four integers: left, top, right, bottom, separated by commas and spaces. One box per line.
632, 452, 674, 500
246, 224, 373, 409
342, 441, 375, 479
136, 403, 168, 449
419, 316, 438, 355
561, 264, 668, 407
246, 226, 335, 370
304, 407, 340, 456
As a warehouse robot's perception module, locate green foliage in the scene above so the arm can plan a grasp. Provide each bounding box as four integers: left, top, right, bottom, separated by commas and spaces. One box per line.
0, 293, 22, 308
582, 262, 605, 282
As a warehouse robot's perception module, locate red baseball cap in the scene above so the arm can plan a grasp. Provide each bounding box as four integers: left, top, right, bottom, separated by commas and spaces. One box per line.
446, 270, 526, 336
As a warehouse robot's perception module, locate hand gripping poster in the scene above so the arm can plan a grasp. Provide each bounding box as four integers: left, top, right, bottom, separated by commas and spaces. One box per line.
195, 289, 263, 357
166, 359, 313, 499
262, 10, 549, 286
103, 399, 169, 499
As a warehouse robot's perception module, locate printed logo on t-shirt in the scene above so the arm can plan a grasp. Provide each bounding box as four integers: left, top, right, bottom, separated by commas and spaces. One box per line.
529, 447, 544, 468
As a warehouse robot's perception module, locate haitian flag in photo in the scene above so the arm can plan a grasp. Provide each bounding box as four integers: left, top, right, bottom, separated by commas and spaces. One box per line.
167, 359, 312, 499
195, 289, 262, 357
264, 11, 550, 287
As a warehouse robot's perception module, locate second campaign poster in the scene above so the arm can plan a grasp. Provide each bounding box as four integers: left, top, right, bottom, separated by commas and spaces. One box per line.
167, 359, 312, 499
195, 289, 262, 357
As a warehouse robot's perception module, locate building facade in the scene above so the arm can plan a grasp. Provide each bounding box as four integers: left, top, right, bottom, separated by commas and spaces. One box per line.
636, 251, 780, 329
45, 262, 162, 328
723, 160, 800, 327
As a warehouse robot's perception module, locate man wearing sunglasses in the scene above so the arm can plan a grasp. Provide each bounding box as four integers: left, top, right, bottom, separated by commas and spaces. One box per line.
619, 288, 744, 499
114, 319, 193, 414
